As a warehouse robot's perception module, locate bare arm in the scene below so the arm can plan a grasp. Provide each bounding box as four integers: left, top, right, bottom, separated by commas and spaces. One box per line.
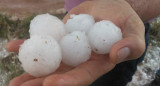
125, 0, 160, 22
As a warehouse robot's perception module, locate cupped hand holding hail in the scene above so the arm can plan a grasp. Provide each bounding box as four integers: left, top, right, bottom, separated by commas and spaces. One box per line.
7, 0, 146, 86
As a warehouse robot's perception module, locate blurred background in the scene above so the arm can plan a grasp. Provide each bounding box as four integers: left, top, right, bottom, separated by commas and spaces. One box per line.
0, 0, 159, 86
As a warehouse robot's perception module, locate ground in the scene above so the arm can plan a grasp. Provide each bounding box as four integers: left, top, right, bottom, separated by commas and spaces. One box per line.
0, 0, 65, 18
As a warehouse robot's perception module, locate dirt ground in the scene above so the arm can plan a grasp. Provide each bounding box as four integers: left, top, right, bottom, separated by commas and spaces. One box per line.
0, 0, 65, 18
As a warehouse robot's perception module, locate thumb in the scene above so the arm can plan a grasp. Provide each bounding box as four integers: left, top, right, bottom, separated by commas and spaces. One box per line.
110, 15, 146, 64
110, 37, 145, 64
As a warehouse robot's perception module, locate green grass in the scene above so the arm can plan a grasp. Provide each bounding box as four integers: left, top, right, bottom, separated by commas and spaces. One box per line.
0, 15, 10, 38
0, 14, 35, 40
149, 17, 160, 46
0, 13, 65, 40
0, 53, 24, 86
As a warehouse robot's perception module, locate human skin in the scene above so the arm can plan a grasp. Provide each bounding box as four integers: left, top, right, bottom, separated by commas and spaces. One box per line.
125, 0, 160, 22
7, 0, 160, 86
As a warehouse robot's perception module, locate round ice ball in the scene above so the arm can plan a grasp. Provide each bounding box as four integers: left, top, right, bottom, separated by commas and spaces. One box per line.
18, 35, 62, 77
29, 13, 66, 42
88, 20, 122, 54
65, 14, 95, 33
60, 31, 91, 67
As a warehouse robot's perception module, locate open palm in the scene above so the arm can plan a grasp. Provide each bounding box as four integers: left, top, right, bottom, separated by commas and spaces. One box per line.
8, 0, 145, 86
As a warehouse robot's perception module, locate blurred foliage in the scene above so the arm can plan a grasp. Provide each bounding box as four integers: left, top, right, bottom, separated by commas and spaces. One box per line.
0, 53, 24, 85
0, 15, 10, 38
0, 14, 35, 40
149, 17, 160, 46
0, 13, 65, 40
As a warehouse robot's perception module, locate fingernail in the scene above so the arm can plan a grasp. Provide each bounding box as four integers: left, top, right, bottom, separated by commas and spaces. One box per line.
117, 47, 130, 63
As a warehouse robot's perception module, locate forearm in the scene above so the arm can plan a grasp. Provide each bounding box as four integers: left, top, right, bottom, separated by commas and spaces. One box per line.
125, 0, 160, 22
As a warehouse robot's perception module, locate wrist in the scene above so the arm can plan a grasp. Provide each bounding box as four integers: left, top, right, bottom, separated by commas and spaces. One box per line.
124, 0, 145, 21
116, 0, 145, 21
124, 0, 160, 22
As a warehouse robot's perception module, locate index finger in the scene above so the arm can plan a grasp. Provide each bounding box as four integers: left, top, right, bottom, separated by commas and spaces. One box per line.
43, 53, 115, 86
62, 1, 94, 23
9, 73, 36, 86
6, 40, 25, 52
62, 8, 81, 23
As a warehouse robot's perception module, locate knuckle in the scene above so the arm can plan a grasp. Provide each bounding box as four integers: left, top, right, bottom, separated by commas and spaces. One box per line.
134, 37, 146, 59
138, 38, 145, 53
43, 74, 69, 86
9, 80, 16, 86
9, 77, 20, 86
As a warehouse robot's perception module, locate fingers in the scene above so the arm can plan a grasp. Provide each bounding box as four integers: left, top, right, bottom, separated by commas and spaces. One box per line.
110, 36, 145, 64
62, 1, 94, 23
9, 73, 35, 86
62, 8, 80, 23
110, 14, 145, 64
7, 40, 25, 52
21, 78, 44, 86
43, 53, 115, 86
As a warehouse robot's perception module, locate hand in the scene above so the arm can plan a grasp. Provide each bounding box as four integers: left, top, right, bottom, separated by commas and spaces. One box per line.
7, 40, 115, 86
7, 0, 145, 86
63, 0, 145, 63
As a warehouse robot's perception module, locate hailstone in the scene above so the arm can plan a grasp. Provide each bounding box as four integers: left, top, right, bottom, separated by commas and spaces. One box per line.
18, 35, 62, 77
88, 20, 122, 54
29, 13, 66, 42
65, 14, 95, 33
60, 31, 91, 67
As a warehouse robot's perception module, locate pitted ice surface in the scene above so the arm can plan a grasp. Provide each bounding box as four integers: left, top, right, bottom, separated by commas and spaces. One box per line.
29, 13, 66, 42
18, 35, 62, 77
65, 14, 95, 33
60, 31, 91, 67
88, 20, 122, 54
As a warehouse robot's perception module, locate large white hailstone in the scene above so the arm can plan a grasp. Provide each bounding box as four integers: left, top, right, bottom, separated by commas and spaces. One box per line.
65, 14, 95, 33
18, 35, 62, 77
60, 31, 91, 67
88, 20, 122, 54
29, 13, 66, 42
